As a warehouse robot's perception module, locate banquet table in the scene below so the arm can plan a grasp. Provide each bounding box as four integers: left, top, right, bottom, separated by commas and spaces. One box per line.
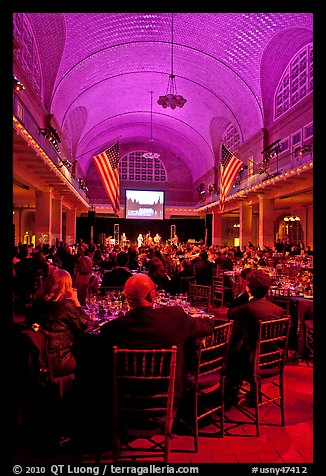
84, 294, 217, 336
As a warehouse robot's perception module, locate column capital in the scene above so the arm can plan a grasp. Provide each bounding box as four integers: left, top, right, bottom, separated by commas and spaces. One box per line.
52, 195, 64, 202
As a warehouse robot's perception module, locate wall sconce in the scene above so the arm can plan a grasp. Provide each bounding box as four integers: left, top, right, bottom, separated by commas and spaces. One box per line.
299, 145, 312, 156
208, 183, 217, 194
197, 183, 205, 195
196, 183, 206, 202
13, 75, 25, 93
58, 159, 72, 169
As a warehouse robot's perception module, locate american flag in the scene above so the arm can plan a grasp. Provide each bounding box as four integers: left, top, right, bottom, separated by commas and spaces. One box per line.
93, 142, 120, 216
219, 144, 243, 213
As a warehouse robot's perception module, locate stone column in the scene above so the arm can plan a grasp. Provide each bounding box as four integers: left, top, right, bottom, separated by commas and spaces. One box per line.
65, 207, 77, 245
52, 197, 63, 242
35, 189, 52, 246
258, 194, 275, 248
239, 202, 253, 249
212, 210, 223, 246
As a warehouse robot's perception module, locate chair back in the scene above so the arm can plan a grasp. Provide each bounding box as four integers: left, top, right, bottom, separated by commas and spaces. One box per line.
112, 346, 177, 462
229, 276, 241, 299
196, 321, 233, 389
212, 273, 227, 307
180, 276, 195, 293
254, 316, 291, 379
267, 287, 290, 313
189, 284, 211, 312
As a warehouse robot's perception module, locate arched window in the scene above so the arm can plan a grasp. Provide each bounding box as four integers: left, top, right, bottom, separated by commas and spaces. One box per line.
13, 13, 42, 100
274, 43, 313, 120
222, 124, 241, 152
120, 151, 167, 182
274, 216, 304, 245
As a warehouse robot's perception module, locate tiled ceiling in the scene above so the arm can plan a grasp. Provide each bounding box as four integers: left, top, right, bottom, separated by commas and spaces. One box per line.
25, 12, 313, 184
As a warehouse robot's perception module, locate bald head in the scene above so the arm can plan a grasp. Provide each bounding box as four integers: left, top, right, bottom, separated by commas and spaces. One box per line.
124, 274, 155, 308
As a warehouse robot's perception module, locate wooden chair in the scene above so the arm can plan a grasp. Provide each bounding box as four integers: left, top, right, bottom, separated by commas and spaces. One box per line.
189, 284, 211, 312
111, 346, 177, 463
229, 275, 241, 300
232, 316, 291, 436
180, 276, 195, 294
212, 271, 231, 308
176, 321, 233, 452
305, 319, 313, 356
267, 287, 290, 314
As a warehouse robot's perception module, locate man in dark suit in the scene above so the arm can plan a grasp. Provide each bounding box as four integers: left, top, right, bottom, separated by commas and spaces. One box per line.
193, 250, 214, 286
225, 269, 285, 408
100, 273, 215, 405
227, 267, 252, 318
101, 251, 132, 288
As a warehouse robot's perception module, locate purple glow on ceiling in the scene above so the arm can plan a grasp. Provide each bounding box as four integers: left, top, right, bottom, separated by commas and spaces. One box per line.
25, 12, 312, 182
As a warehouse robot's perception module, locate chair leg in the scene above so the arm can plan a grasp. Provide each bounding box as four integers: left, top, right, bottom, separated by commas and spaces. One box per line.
113, 433, 120, 463
280, 375, 285, 426
194, 394, 199, 453
164, 435, 170, 463
254, 382, 260, 437
220, 380, 225, 437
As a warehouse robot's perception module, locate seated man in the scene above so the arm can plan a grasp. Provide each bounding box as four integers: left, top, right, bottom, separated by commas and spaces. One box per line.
225, 269, 285, 408
227, 267, 252, 317
101, 251, 132, 288
100, 273, 215, 406
193, 250, 214, 286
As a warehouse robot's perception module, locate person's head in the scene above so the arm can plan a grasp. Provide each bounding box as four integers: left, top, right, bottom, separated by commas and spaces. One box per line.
77, 255, 93, 275
124, 274, 156, 309
240, 267, 252, 290
181, 258, 193, 272
116, 251, 129, 267
34, 269, 74, 302
245, 269, 271, 299
199, 250, 208, 260
148, 257, 165, 277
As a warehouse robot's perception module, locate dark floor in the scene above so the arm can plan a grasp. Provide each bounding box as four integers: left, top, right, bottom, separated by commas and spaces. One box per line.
12, 353, 313, 466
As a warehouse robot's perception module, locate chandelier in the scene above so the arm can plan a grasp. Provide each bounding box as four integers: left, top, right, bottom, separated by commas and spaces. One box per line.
157, 13, 187, 110
143, 91, 160, 159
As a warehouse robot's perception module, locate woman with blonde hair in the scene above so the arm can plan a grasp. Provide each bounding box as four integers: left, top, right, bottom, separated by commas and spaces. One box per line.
28, 269, 90, 446
31, 268, 90, 380
75, 254, 98, 306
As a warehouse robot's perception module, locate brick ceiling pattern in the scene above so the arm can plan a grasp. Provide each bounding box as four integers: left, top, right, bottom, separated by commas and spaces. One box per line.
25, 13, 313, 183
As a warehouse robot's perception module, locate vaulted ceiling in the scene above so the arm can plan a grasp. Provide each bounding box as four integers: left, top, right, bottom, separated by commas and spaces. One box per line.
14, 12, 312, 206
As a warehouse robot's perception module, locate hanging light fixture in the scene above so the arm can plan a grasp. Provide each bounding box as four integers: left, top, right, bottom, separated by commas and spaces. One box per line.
143, 91, 160, 159
157, 13, 187, 110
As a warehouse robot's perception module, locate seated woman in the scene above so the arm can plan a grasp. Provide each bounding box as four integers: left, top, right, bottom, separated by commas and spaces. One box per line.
75, 254, 98, 306
30, 269, 90, 385
147, 257, 171, 291
27, 269, 90, 444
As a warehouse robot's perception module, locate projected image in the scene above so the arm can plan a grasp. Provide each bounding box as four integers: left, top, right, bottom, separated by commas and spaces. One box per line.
125, 190, 164, 220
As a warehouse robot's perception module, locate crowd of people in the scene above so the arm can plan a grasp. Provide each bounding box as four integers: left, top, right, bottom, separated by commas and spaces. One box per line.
12, 234, 313, 451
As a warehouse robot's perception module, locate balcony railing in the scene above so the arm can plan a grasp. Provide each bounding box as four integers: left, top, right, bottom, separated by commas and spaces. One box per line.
197, 147, 313, 208
13, 95, 89, 203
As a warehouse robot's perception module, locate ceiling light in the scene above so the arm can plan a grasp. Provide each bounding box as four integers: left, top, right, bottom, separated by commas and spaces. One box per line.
143, 91, 160, 159
157, 13, 187, 110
